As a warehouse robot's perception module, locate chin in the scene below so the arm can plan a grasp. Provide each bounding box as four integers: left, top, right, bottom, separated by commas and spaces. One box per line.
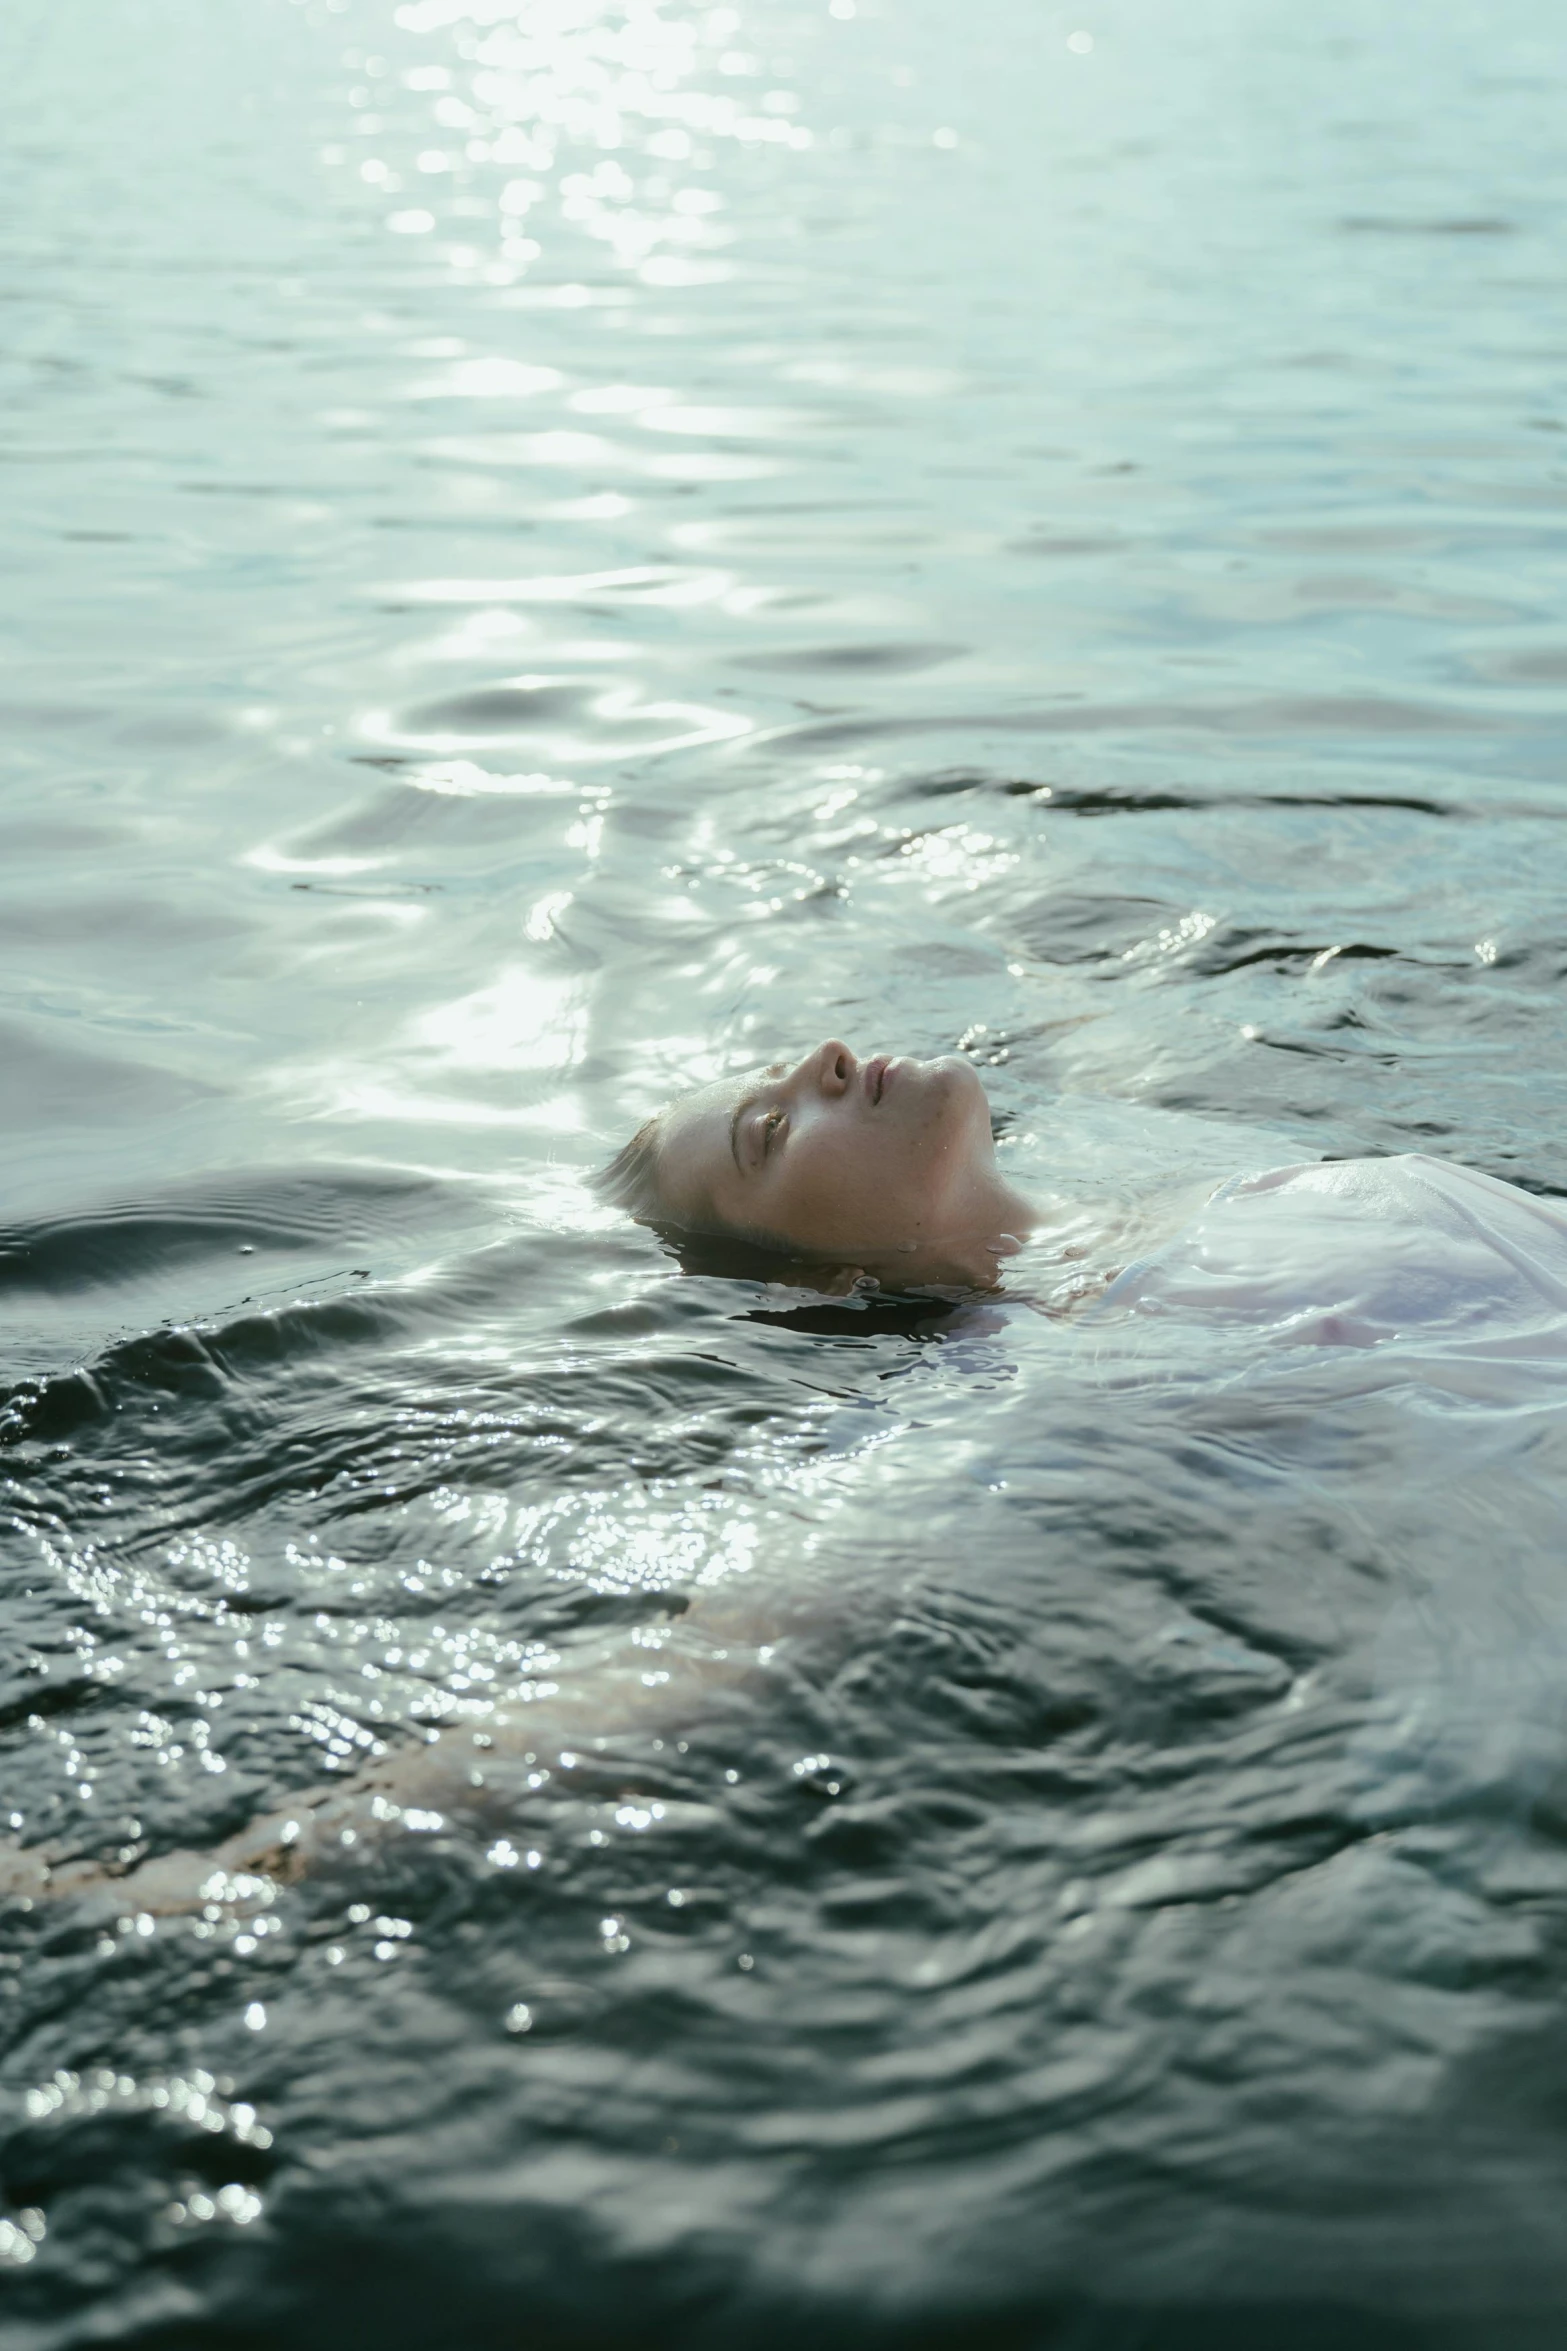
924, 1054, 992, 1122
889, 1056, 993, 1175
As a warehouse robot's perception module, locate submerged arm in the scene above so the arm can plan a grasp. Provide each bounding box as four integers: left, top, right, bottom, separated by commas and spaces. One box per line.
0, 1590, 796, 1918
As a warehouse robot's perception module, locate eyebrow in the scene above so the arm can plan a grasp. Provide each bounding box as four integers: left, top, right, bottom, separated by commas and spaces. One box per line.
729, 1089, 757, 1174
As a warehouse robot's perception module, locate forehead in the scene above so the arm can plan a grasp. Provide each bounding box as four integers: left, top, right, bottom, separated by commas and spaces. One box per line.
654, 1073, 748, 1225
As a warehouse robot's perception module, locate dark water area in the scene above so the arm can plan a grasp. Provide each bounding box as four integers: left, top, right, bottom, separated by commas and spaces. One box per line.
7, 0, 1567, 2343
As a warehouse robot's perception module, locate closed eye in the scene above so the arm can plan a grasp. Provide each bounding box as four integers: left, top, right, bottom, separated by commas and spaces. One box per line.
731, 1091, 787, 1173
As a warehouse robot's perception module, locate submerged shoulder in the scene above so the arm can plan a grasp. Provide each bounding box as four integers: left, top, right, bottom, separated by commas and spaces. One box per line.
1217, 1153, 1566, 1242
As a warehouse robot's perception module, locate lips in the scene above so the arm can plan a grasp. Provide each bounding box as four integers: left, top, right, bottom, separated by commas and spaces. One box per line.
864, 1054, 891, 1104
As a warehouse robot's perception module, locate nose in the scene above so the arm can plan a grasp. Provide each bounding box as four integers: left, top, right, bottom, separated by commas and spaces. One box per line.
807, 1038, 856, 1096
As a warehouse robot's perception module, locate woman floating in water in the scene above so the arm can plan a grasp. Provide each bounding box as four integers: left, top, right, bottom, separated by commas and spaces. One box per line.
598, 1037, 1567, 1374
7, 1038, 1567, 1912
598, 1038, 1038, 1292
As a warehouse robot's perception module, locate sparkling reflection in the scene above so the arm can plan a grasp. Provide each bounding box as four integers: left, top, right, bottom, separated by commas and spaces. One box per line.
13, 0, 1567, 2336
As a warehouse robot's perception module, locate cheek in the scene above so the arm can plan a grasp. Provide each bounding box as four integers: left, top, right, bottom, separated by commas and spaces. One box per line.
773, 1133, 878, 1236
784, 1126, 927, 1239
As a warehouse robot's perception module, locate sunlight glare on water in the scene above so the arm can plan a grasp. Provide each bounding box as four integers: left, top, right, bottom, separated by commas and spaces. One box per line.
6, 0, 1567, 2344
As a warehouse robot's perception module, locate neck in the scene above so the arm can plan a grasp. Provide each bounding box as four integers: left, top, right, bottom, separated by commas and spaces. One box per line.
862, 1176, 1042, 1294
987, 1174, 1040, 1248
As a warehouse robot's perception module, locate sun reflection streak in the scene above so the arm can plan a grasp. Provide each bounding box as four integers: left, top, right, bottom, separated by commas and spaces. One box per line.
555, 1489, 761, 1597
414, 965, 588, 1073
400, 758, 583, 793
367, 0, 811, 302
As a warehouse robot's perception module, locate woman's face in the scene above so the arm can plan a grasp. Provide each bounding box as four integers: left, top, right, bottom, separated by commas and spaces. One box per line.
649, 1039, 1012, 1273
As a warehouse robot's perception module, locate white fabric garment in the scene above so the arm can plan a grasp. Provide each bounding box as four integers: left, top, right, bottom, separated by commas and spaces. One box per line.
1097, 1155, 1567, 1398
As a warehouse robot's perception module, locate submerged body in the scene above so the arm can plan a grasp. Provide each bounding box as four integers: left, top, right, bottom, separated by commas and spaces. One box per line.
8, 1077, 1565, 1917
1093, 1151, 1567, 1396
609, 1035, 1567, 1371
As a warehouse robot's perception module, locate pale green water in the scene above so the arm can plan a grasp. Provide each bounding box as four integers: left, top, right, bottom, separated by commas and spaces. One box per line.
6, 2, 1567, 2344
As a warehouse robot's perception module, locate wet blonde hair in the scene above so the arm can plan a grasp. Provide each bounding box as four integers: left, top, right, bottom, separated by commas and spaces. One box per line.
592, 1117, 664, 1222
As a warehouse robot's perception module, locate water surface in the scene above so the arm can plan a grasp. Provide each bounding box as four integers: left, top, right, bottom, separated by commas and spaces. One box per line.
7, 0, 1567, 2343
